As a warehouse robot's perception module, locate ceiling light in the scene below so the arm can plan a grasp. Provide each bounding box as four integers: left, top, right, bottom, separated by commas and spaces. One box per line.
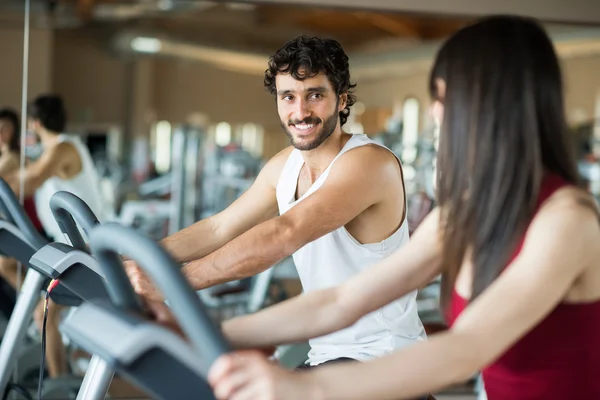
131, 37, 162, 53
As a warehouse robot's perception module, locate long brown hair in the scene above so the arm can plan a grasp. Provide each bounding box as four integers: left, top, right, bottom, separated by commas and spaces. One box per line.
430, 15, 580, 307
0, 108, 21, 153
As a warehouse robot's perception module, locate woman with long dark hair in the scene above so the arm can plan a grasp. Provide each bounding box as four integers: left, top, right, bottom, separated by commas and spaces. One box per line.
0, 108, 21, 177
205, 15, 600, 399
0, 109, 46, 279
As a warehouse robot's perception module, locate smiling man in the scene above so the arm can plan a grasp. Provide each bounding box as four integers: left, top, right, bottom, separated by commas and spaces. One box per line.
127, 35, 426, 368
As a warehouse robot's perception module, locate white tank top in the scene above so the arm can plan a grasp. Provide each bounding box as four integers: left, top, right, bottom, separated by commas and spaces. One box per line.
35, 134, 106, 241
276, 134, 426, 366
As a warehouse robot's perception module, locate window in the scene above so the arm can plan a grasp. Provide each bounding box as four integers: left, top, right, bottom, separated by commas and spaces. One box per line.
401, 97, 420, 163
215, 122, 232, 146
348, 101, 365, 134
241, 123, 264, 157
153, 120, 172, 174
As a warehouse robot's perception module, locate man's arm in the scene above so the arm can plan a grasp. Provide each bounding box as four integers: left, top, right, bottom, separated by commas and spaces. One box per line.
158, 148, 290, 264
126, 147, 291, 301
182, 145, 403, 290
222, 208, 442, 349
4, 142, 73, 197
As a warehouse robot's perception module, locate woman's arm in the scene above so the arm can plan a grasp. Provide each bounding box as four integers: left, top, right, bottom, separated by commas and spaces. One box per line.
223, 208, 443, 349
307, 196, 597, 399
0, 153, 19, 178
209, 193, 599, 400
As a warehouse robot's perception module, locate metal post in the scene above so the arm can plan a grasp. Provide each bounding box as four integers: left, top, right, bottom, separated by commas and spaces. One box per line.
0, 270, 45, 395
75, 355, 115, 400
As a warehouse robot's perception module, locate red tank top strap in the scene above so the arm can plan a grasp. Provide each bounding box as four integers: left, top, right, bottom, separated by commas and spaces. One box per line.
536, 172, 570, 207
446, 172, 572, 326
445, 172, 600, 399
23, 197, 43, 232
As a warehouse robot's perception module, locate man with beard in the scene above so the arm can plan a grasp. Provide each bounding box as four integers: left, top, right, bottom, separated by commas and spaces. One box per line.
127, 36, 426, 368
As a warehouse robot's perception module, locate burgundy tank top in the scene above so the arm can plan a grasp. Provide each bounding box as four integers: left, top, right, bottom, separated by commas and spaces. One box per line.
446, 173, 600, 399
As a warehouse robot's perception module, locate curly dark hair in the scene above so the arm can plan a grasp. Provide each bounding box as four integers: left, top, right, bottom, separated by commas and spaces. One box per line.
28, 94, 67, 133
264, 36, 357, 126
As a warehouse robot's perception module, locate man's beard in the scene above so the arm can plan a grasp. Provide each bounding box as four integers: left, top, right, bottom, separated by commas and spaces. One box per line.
281, 107, 339, 151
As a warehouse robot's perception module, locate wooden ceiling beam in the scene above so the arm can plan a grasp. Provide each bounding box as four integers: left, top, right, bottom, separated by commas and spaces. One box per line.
351, 11, 421, 38
232, 0, 600, 25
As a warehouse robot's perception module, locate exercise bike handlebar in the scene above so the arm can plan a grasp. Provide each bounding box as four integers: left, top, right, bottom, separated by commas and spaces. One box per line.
88, 224, 231, 370
0, 178, 47, 249
49, 191, 100, 251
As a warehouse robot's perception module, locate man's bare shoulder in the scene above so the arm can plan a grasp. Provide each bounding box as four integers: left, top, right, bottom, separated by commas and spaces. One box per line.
332, 143, 402, 181
36, 140, 82, 175
49, 140, 79, 158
